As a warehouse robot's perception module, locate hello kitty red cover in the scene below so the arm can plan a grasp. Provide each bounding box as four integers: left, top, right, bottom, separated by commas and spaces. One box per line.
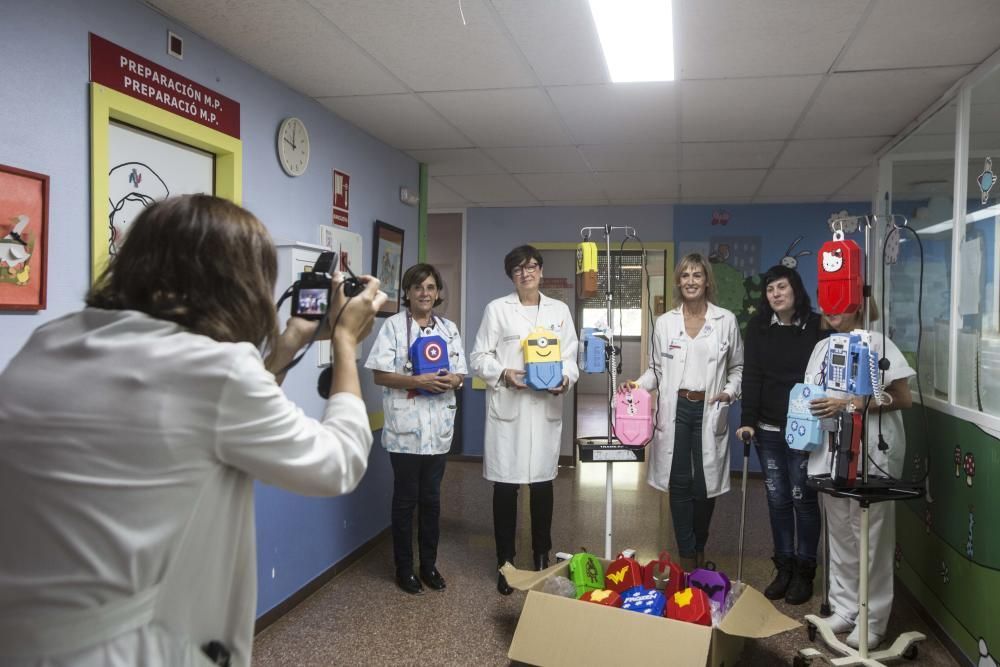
817, 239, 863, 315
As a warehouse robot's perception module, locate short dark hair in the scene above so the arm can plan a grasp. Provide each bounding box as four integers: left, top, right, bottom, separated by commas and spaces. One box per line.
86, 194, 278, 349
401, 263, 444, 308
504, 245, 543, 279
757, 264, 813, 327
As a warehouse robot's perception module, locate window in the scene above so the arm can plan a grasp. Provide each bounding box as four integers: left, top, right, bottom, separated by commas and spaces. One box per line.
578, 251, 647, 337
885, 102, 956, 402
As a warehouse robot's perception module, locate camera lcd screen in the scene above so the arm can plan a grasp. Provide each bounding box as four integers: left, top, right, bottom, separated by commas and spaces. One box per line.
296, 288, 329, 316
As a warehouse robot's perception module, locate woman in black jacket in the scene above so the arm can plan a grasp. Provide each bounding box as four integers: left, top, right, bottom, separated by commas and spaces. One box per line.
736, 265, 824, 605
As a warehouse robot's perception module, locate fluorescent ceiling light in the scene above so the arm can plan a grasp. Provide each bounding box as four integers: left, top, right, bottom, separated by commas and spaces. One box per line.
589, 0, 674, 83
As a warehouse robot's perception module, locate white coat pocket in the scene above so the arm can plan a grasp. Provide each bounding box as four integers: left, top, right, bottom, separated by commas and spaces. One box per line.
711, 401, 730, 436
489, 388, 518, 421
386, 398, 419, 435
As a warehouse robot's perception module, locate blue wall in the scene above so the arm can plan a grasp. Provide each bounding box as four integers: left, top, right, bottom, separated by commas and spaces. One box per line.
0, 0, 417, 617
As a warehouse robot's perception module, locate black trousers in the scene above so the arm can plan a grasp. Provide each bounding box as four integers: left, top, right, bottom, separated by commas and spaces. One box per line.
493, 480, 553, 565
389, 452, 447, 574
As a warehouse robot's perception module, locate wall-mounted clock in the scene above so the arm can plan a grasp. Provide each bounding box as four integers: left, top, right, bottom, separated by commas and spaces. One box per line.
277, 117, 310, 177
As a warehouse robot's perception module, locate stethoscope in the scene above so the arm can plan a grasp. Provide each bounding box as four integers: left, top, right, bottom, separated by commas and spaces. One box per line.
403, 310, 441, 372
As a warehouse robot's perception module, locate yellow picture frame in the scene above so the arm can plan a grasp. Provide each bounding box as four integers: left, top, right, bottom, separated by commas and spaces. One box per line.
89, 82, 242, 280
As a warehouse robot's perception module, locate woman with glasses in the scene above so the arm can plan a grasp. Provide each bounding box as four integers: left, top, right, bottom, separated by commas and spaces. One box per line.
621, 253, 743, 571
470, 245, 579, 594
365, 263, 466, 596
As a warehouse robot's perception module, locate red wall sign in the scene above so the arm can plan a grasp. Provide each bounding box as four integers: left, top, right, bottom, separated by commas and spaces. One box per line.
333, 169, 351, 227
90, 33, 240, 139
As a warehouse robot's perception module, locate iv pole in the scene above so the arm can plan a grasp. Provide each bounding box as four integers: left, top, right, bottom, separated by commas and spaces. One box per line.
580, 223, 638, 559
797, 214, 925, 667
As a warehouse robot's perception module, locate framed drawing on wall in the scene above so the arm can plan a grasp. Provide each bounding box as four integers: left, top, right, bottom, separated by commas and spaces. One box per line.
372, 221, 404, 316
0, 163, 49, 311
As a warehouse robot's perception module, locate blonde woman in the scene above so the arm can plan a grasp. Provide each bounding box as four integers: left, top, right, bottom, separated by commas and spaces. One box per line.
622, 253, 743, 570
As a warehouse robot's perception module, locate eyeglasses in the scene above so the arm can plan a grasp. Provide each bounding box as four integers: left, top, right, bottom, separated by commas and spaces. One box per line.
512, 262, 540, 277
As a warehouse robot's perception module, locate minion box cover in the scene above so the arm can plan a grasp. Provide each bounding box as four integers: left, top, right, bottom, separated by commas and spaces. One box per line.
523, 328, 563, 390
502, 559, 798, 667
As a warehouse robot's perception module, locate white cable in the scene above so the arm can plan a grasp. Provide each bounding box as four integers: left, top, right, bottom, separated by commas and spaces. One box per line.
458, 0, 467, 25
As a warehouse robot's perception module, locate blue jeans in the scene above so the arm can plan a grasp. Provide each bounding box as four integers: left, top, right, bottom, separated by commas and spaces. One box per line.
755, 428, 819, 562
669, 397, 715, 558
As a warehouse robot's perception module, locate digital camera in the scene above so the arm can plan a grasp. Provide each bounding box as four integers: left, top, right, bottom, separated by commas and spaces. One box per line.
290, 251, 364, 321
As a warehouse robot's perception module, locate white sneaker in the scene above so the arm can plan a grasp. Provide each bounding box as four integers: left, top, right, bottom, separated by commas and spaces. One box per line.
820, 614, 854, 634
846, 625, 883, 649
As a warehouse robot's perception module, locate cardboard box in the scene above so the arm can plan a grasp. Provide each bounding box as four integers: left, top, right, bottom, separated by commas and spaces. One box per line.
504, 560, 799, 667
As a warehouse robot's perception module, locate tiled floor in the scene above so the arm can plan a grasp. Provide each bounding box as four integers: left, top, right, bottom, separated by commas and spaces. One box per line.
252, 458, 959, 666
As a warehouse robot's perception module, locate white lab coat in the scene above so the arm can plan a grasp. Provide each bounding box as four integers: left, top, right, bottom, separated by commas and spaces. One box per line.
635, 303, 743, 498
470, 292, 579, 483
803, 332, 914, 639
0, 309, 373, 667
364, 310, 467, 455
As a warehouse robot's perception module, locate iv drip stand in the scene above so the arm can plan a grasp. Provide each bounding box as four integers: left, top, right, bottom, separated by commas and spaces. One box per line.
797, 214, 924, 667
580, 223, 638, 559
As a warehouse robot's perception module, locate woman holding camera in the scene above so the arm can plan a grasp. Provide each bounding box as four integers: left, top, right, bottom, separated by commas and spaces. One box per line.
0, 195, 385, 667
365, 263, 466, 595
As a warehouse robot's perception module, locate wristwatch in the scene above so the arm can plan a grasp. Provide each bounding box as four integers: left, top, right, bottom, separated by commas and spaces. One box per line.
845, 399, 857, 414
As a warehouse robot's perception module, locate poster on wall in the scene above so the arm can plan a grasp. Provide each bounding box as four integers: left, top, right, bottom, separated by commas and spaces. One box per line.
107, 122, 214, 257
333, 169, 350, 227
372, 221, 403, 316
319, 224, 363, 275
0, 164, 48, 310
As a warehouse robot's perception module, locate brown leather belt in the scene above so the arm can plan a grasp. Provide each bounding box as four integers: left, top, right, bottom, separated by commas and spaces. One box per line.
678, 389, 706, 401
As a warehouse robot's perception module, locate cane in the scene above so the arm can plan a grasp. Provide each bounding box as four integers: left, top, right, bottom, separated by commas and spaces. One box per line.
737, 430, 753, 583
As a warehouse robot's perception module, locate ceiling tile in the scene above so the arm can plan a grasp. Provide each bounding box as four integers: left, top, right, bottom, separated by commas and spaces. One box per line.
681, 77, 822, 141
675, 0, 869, 79
548, 84, 677, 144
776, 137, 890, 169
757, 167, 862, 197
485, 146, 590, 173
318, 94, 471, 149
795, 68, 971, 139
492, 0, 608, 86
309, 0, 536, 91
436, 173, 537, 203
680, 170, 767, 199
581, 144, 678, 172
515, 172, 606, 201
595, 171, 679, 199
407, 148, 503, 175
838, 0, 1000, 71
681, 141, 784, 170
154, 0, 407, 96
428, 178, 468, 207
422, 88, 572, 146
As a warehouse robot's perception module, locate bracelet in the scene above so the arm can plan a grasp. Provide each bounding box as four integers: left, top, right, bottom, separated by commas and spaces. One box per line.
881, 392, 893, 407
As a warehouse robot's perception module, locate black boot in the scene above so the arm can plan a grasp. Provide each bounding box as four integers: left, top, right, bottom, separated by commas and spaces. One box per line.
764, 555, 794, 600
533, 552, 549, 571
784, 559, 816, 605
497, 561, 513, 595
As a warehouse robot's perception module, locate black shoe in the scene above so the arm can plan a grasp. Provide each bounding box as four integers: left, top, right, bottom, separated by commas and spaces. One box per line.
764, 555, 794, 600
533, 552, 550, 571
420, 567, 446, 591
784, 559, 816, 605
497, 572, 514, 595
395, 572, 424, 595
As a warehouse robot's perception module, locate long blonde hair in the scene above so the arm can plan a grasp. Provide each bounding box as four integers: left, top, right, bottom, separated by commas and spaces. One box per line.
672, 253, 717, 304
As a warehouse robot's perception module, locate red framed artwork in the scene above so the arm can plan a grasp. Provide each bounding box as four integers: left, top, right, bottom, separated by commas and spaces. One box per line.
0, 164, 49, 310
